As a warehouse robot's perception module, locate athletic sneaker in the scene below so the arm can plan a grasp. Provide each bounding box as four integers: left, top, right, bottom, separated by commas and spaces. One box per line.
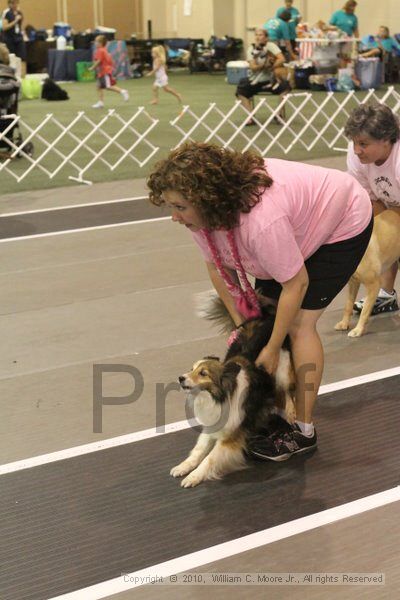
121, 89, 129, 102
353, 289, 398, 315
92, 101, 104, 109
248, 422, 317, 462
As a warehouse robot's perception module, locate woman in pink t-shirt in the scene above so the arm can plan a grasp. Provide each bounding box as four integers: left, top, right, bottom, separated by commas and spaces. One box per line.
148, 142, 373, 461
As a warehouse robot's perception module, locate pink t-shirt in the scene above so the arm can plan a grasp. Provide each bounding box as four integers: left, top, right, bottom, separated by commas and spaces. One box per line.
191, 159, 372, 283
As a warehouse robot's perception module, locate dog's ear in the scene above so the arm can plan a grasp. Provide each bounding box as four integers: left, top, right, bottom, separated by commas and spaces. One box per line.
220, 361, 241, 396
202, 355, 220, 362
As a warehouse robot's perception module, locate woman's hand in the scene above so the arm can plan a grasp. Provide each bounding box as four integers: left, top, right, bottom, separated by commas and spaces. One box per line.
256, 344, 280, 375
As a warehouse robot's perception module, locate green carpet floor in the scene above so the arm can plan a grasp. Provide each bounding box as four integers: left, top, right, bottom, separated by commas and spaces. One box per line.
2, 71, 399, 195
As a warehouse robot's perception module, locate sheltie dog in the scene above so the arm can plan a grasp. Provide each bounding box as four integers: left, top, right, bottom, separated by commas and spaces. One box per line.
170, 293, 296, 488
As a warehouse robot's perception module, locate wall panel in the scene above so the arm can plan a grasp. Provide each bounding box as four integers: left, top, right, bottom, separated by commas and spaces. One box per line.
213, 0, 234, 37
141, 0, 170, 37
21, 0, 59, 30
66, 0, 95, 32
102, 0, 142, 39
175, 0, 214, 41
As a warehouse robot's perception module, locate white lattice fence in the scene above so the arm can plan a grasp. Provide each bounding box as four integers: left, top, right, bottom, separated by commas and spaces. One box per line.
0, 107, 159, 185
2, 88, 400, 185
171, 86, 400, 155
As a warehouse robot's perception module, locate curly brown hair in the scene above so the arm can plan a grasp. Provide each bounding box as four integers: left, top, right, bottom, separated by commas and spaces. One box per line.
147, 143, 273, 230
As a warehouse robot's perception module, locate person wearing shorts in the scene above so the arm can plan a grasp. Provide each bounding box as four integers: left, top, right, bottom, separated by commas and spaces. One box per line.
89, 34, 129, 108
147, 142, 373, 461
235, 28, 288, 126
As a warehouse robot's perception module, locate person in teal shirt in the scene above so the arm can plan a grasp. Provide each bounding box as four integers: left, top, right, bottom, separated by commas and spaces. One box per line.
329, 0, 359, 37
276, 0, 301, 50
264, 12, 296, 60
360, 26, 400, 57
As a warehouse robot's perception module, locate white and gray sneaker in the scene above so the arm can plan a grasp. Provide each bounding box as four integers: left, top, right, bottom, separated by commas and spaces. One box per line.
353, 289, 398, 315
92, 101, 104, 109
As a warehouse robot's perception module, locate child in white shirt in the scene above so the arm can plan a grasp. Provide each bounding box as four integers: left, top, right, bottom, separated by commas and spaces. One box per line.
146, 45, 182, 106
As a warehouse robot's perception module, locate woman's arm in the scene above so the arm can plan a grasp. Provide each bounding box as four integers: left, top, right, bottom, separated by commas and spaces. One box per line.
256, 264, 309, 373
206, 261, 244, 327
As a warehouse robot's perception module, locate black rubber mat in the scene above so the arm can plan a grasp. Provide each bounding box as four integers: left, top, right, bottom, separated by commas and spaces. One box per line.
0, 199, 169, 239
1, 376, 399, 599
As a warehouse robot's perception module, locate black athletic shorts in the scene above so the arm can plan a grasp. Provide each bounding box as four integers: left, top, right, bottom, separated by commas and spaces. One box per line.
255, 215, 374, 310
236, 77, 272, 99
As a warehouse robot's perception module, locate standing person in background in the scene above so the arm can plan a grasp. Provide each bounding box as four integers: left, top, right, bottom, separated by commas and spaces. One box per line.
329, 1, 359, 38
345, 103, 399, 314
89, 34, 129, 109
276, 0, 301, 54
264, 11, 297, 61
146, 45, 182, 106
1, 0, 25, 76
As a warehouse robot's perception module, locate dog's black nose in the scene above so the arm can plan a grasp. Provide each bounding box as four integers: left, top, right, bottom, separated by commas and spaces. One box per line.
178, 375, 185, 384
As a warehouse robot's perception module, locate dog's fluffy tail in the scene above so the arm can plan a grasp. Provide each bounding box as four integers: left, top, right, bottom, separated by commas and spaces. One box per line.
195, 290, 236, 334
195, 289, 277, 334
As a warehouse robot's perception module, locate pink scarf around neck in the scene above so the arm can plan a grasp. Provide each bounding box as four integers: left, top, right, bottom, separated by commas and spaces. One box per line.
202, 229, 261, 320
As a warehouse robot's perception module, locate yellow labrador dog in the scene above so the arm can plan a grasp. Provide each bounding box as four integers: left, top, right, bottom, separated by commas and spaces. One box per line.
335, 209, 400, 337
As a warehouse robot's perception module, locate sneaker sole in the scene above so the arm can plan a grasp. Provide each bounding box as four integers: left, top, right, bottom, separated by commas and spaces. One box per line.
354, 305, 399, 315
372, 305, 399, 315
249, 443, 317, 462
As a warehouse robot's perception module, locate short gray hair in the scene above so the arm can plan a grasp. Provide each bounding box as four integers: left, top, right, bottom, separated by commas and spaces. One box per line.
344, 103, 400, 144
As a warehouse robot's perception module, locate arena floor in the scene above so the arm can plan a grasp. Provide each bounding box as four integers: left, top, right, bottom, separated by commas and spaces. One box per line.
0, 156, 399, 599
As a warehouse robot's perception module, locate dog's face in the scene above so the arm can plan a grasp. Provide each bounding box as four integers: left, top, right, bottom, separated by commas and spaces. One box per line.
179, 357, 227, 429
178, 357, 223, 397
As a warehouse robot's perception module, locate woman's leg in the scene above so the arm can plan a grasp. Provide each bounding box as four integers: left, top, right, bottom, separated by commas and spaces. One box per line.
247, 298, 324, 460
288, 307, 326, 424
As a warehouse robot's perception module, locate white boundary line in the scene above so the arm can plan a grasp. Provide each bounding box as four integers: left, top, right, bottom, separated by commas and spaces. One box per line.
49, 486, 400, 599
1, 366, 398, 476
0, 216, 171, 243
0, 195, 148, 218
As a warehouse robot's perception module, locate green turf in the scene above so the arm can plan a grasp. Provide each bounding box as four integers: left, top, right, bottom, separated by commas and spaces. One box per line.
1, 72, 399, 196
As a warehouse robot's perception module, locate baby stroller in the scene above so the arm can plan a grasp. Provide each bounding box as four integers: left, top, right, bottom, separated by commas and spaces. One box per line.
0, 64, 33, 158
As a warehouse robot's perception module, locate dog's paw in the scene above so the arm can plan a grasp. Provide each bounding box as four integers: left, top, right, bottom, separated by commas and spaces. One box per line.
181, 471, 203, 488
170, 461, 194, 477
284, 399, 296, 424
348, 327, 364, 338
334, 320, 350, 331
